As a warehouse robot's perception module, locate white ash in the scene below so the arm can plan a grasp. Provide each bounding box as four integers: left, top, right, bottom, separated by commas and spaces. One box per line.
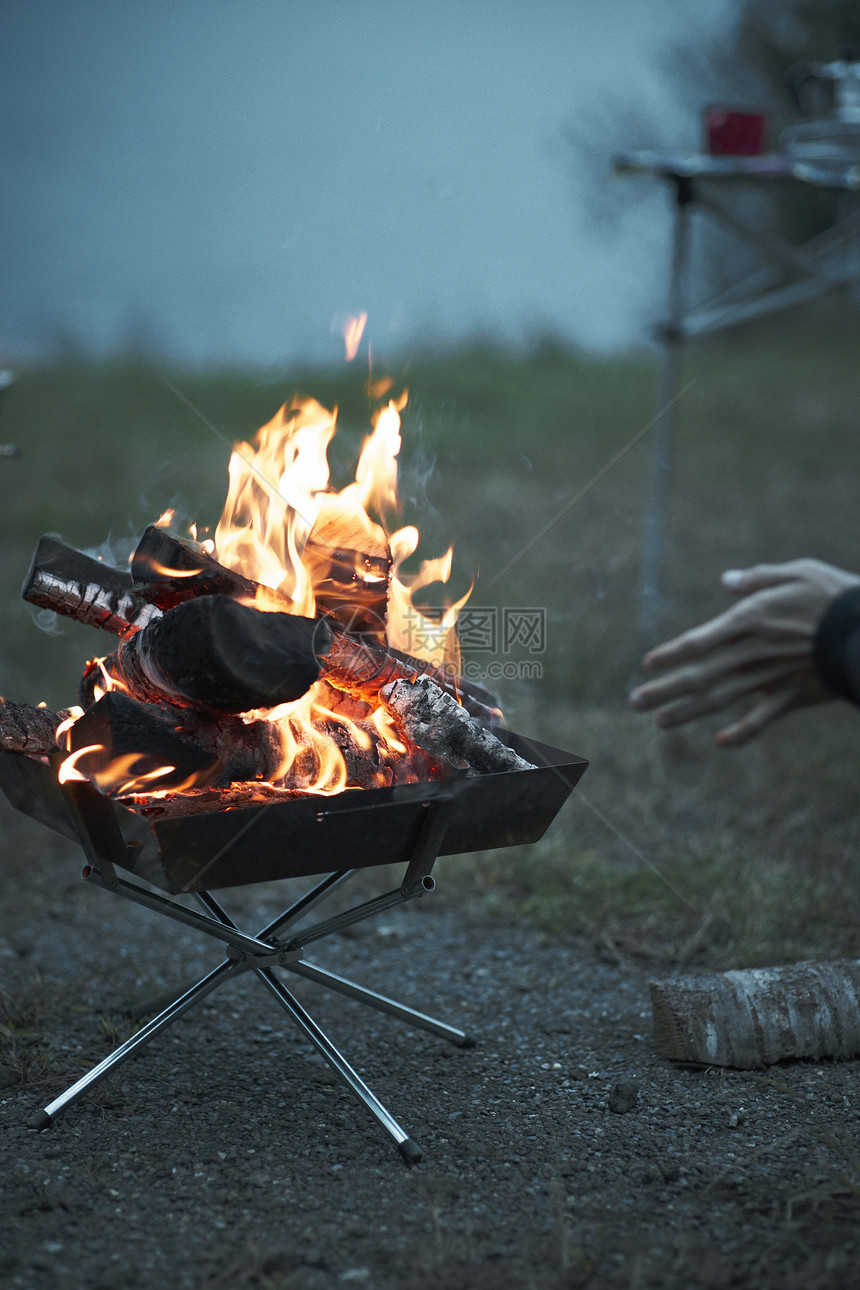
379, 675, 535, 775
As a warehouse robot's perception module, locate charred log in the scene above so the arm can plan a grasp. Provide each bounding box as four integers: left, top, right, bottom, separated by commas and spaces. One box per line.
68, 692, 225, 789
130, 525, 272, 610
379, 676, 534, 775
68, 691, 295, 788
135, 511, 392, 640
0, 699, 73, 755
302, 498, 391, 637
68, 690, 435, 795
387, 647, 502, 727
103, 597, 330, 713
22, 536, 159, 636
28, 531, 502, 726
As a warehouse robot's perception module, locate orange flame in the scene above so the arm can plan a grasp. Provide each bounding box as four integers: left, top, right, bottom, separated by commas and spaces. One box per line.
58, 384, 468, 799
340, 312, 368, 362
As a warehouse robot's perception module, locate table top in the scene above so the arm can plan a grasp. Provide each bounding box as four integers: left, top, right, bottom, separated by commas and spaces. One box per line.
614, 150, 860, 192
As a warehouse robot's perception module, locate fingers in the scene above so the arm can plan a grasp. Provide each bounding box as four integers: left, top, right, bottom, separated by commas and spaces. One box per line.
714, 686, 799, 746
630, 637, 808, 712
719, 562, 807, 596
643, 660, 806, 730
641, 603, 749, 672
641, 566, 834, 674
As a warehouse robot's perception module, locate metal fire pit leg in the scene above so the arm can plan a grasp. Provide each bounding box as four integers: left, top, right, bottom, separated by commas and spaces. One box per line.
29, 958, 245, 1131
284, 959, 474, 1047
252, 966, 422, 1164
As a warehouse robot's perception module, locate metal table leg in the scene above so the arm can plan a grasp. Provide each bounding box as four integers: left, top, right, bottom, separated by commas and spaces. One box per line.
637, 172, 692, 650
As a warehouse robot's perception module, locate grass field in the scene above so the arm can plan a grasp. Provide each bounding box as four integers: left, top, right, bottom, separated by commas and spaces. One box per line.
1, 324, 859, 969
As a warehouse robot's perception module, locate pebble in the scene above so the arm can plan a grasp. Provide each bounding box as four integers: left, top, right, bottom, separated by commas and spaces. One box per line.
608, 1080, 639, 1114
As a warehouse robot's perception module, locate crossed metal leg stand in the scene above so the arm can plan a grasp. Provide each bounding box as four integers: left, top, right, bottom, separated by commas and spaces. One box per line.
29, 791, 471, 1164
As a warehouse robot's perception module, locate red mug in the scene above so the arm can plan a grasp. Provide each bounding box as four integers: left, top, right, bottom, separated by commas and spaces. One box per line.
704, 108, 767, 156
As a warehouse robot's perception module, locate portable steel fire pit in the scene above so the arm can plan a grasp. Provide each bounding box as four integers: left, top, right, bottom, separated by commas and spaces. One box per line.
0, 731, 584, 1161
0, 388, 587, 1160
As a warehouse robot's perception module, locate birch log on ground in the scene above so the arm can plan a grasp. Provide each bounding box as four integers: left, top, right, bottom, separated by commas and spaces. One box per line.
651, 960, 860, 1068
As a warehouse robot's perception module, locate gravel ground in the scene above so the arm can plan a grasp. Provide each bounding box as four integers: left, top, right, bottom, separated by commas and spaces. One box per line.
1, 802, 859, 1290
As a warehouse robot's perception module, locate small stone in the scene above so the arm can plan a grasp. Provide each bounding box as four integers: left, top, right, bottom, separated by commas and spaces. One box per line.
608, 1080, 639, 1114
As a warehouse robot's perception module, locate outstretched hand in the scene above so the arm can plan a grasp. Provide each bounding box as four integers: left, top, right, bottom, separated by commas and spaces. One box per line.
629, 560, 860, 745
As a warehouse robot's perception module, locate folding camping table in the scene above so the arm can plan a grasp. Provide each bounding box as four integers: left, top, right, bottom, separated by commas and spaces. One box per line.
0, 732, 586, 1162
615, 150, 860, 642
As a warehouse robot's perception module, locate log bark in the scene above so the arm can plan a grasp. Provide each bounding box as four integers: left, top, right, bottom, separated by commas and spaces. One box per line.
68, 692, 228, 789
387, 647, 502, 728
67, 690, 432, 794
114, 595, 329, 713
650, 960, 860, 1069
0, 699, 72, 754
22, 536, 160, 635
130, 525, 273, 610
379, 676, 534, 775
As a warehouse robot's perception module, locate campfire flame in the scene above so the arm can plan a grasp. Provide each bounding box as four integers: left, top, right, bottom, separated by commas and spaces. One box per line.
61, 384, 469, 800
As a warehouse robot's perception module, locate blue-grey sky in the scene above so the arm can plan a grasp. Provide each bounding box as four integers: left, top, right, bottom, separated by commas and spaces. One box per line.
2, 0, 732, 367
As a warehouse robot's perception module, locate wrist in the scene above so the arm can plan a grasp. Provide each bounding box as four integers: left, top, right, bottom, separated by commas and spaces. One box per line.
813, 586, 860, 704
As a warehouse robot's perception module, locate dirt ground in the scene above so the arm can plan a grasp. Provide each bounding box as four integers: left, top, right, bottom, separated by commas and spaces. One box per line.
2, 345, 859, 1287
1, 797, 858, 1290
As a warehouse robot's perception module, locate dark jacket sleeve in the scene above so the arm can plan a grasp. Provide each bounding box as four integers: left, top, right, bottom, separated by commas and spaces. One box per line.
813, 586, 860, 706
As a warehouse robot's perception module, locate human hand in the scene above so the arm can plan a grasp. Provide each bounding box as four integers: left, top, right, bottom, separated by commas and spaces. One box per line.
628, 560, 860, 745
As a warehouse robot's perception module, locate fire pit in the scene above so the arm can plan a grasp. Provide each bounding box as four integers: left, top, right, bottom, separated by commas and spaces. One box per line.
0, 385, 587, 1160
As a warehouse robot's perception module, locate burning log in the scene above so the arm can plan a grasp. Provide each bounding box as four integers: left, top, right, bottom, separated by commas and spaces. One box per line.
67, 690, 434, 794
111, 595, 329, 713
22, 536, 160, 635
130, 525, 269, 610
651, 960, 860, 1068
320, 629, 502, 729
24, 532, 502, 726
67, 690, 291, 788
0, 699, 73, 755
379, 676, 535, 775
83, 597, 498, 759
303, 498, 391, 636
130, 529, 500, 722
132, 516, 392, 638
